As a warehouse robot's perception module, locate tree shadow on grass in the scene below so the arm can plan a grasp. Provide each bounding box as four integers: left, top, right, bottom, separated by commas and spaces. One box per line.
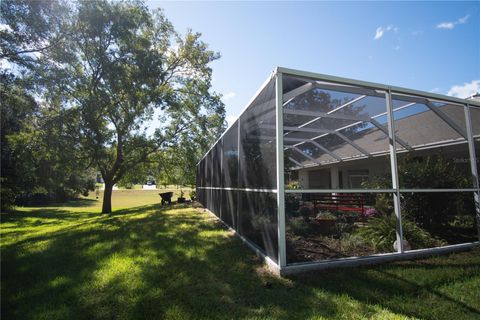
2, 204, 343, 319
291, 250, 480, 320
6, 198, 100, 210
0, 208, 103, 236
41, 198, 99, 208
1, 208, 72, 222
2, 203, 480, 320
107, 204, 163, 216
0, 203, 158, 232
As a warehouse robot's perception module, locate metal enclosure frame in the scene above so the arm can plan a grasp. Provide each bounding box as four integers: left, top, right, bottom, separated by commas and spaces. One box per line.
197, 67, 480, 275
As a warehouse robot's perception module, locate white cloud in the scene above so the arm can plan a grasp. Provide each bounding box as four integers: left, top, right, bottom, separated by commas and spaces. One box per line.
436, 14, 470, 29
225, 115, 237, 127
222, 91, 236, 101
0, 23, 12, 32
447, 80, 480, 98
458, 14, 470, 24
0, 59, 12, 70
374, 27, 385, 40
437, 22, 455, 30
374, 25, 398, 40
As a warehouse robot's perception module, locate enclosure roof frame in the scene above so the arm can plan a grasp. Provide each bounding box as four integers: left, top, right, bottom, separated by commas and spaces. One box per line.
277, 67, 480, 107
197, 66, 480, 166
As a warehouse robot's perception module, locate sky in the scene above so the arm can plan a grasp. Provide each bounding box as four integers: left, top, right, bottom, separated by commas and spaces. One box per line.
147, 1, 480, 126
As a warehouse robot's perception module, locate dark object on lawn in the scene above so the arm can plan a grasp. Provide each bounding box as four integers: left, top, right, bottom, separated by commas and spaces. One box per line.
177, 197, 186, 204
159, 192, 173, 205
178, 190, 186, 203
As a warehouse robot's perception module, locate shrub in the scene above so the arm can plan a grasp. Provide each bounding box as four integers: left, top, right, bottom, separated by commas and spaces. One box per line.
357, 214, 446, 252
316, 211, 336, 220
285, 194, 301, 215
299, 204, 314, 222
364, 154, 472, 238
362, 208, 378, 218
117, 181, 134, 189
287, 181, 299, 189
334, 221, 356, 238
341, 233, 372, 254
288, 217, 311, 236
0, 178, 16, 211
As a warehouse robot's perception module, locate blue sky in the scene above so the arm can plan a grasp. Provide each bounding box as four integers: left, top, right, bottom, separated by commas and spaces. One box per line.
147, 1, 479, 125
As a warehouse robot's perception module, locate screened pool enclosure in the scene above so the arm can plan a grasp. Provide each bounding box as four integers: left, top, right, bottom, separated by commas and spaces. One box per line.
196, 67, 480, 274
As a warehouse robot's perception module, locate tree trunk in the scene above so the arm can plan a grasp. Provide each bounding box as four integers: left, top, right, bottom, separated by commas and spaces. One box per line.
102, 180, 114, 213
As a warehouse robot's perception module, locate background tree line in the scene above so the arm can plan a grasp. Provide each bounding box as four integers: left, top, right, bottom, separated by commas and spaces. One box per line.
1, 0, 225, 212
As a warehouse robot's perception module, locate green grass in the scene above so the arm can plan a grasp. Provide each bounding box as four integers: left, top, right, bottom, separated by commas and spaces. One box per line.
120, 184, 193, 191
1, 190, 480, 320
85, 188, 190, 210
78, 186, 193, 210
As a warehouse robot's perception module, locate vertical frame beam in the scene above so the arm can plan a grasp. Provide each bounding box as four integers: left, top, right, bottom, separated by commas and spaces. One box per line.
237, 118, 241, 231
386, 90, 405, 253
275, 70, 287, 268
219, 138, 223, 219
464, 105, 480, 241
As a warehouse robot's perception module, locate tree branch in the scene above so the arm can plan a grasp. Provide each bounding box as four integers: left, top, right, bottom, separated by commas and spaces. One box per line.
0, 36, 62, 59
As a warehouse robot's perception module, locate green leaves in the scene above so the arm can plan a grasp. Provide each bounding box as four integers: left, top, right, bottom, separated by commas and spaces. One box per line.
1, 0, 225, 211
357, 215, 446, 251
398, 154, 470, 189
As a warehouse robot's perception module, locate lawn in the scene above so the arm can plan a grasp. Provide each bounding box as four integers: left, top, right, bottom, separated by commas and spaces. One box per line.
1, 190, 479, 320
88, 186, 193, 209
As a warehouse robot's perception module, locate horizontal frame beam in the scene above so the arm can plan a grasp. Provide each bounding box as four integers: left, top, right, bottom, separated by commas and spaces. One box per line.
284, 188, 479, 193
280, 242, 479, 275
277, 66, 480, 107
392, 91, 466, 107
283, 109, 371, 122
285, 188, 396, 193
197, 187, 278, 193
284, 74, 386, 98
399, 188, 479, 193
283, 82, 314, 104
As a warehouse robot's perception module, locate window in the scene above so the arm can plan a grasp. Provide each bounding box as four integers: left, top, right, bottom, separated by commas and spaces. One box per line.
348, 169, 369, 188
